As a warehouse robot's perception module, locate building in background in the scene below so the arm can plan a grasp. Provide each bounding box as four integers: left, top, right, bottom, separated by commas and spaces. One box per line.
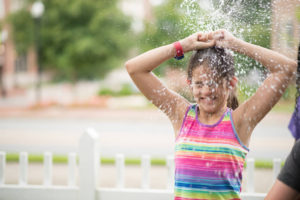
120, 0, 155, 32
0, 0, 38, 97
271, 0, 300, 60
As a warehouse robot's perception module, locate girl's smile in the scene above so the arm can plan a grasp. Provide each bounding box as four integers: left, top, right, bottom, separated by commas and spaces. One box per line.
199, 96, 217, 103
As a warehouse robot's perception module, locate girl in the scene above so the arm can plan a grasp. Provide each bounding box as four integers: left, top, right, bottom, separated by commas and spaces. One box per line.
125, 30, 296, 199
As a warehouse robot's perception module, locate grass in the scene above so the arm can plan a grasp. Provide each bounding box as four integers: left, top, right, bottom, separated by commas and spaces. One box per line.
5, 154, 166, 166
6, 154, 69, 164
6, 154, 283, 169
237, 96, 295, 114
237, 84, 297, 114
270, 99, 295, 113
245, 160, 285, 169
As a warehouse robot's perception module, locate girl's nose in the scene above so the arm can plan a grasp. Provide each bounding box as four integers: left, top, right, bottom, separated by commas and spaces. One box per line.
201, 85, 213, 95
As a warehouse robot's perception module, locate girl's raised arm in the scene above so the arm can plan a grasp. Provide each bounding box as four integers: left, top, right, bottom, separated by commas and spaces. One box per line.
125, 33, 215, 133
210, 30, 297, 144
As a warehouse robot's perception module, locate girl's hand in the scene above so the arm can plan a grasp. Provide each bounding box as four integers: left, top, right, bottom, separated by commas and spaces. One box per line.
207, 29, 236, 49
179, 32, 215, 53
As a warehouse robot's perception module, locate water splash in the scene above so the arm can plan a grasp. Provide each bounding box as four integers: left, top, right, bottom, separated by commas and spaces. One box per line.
181, 0, 236, 37
180, 0, 271, 43
177, 0, 272, 98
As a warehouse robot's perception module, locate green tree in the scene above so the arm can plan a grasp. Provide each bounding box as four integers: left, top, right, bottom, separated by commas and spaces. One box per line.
9, 0, 133, 82
139, 0, 199, 75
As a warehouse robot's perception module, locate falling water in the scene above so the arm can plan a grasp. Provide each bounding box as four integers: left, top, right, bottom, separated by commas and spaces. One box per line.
180, 0, 271, 35
177, 0, 272, 98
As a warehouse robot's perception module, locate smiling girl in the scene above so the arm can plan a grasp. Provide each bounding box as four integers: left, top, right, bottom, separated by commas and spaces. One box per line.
125, 30, 296, 199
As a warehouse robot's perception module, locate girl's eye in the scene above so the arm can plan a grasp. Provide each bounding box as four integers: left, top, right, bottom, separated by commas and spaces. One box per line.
192, 82, 204, 88
192, 80, 220, 88
207, 80, 217, 87
207, 80, 213, 87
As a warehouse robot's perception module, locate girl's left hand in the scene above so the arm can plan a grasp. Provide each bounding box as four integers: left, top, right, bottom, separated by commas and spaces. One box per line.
207, 29, 236, 49
179, 32, 215, 53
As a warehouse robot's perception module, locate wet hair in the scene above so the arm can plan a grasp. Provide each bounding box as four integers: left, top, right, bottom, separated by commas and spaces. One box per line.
187, 47, 239, 110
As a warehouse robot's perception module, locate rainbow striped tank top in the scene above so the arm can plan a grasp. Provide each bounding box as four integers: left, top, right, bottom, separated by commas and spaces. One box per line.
174, 104, 249, 200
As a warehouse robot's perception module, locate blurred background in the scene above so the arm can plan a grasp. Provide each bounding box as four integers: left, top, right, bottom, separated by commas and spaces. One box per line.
0, 0, 299, 192
0, 0, 299, 107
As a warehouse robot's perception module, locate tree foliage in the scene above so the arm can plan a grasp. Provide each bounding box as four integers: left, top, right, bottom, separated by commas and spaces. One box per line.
139, 0, 195, 74
9, 0, 133, 82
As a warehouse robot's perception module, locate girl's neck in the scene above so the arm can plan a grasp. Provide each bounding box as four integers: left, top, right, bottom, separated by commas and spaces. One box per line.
197, 105, 227, 125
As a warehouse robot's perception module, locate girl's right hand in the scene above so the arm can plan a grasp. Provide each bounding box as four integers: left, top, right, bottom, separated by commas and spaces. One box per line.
179, 32, 215, 53
207, 29, 237, 49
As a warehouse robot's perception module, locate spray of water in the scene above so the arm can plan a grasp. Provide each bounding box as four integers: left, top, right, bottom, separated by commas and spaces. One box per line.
177, 0, 272, 98
180, 0, 271, 38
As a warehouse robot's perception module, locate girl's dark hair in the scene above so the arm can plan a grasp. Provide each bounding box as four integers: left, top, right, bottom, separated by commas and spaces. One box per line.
187, 47, 239, 110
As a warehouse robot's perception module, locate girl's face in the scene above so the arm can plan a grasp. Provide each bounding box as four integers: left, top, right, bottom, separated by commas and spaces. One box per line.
190, 65, 230, 114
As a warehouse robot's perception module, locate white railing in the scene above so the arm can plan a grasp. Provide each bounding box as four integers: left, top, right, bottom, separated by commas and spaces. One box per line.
0, 128, 281, 200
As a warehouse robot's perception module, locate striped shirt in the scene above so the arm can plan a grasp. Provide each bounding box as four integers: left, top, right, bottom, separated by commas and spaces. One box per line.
174, 104, 249, 200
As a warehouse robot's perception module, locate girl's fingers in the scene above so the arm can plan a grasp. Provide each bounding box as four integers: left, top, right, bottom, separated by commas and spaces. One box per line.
204, 33, 209, 41
196, 40, 215, 49
197, 33, 205, 41
215, 31, 225, 40
207, 30, 225, 40
207, 39, 216, 47
207, 32, 214, 40
197, 32, 210, 42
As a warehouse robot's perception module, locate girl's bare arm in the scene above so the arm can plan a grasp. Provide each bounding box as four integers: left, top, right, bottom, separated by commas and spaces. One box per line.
209, 30, 297, 145
125, 33, 215, 134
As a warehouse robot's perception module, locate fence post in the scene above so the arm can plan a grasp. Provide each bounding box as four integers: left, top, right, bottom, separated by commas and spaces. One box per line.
79, 128, 99, 200
167, 155, 174, 190
272, 158, 281, 183
19, 152, 28, 186
246, 158, 255, 193
0, 152, 5, 185
68, 152, 77, 187
43, 152, 53, 186
141, 155, 151, 189
116, 154, 125, 189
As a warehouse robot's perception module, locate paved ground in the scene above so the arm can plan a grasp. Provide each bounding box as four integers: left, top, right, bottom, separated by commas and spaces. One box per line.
0, 106, 295, 159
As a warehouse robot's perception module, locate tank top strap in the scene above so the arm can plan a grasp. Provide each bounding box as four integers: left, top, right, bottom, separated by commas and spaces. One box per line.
186, 104, 197, 118
187, 105, 231, 121
221, 107, 232, 122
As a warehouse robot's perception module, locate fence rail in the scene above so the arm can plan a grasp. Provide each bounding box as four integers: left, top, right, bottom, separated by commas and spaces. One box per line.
0, 128, 281, 200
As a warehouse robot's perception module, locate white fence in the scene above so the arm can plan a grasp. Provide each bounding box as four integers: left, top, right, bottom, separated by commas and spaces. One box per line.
0, 128, 281, 200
